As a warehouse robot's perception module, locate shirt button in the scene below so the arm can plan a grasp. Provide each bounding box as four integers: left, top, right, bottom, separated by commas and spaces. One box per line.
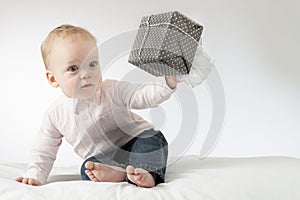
83, 114, 88, 120
77, 102, 84, 110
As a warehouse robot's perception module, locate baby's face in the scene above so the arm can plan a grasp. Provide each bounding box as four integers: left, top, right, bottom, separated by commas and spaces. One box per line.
46, 36, 102, 99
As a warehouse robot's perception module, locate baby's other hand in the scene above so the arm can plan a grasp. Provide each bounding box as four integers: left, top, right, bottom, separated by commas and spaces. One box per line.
15, 177, 42, 186
165, 76, 179, 90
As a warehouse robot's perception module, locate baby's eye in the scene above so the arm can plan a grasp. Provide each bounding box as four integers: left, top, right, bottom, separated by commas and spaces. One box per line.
89, 61, 98, 68
68, 65, 79, 72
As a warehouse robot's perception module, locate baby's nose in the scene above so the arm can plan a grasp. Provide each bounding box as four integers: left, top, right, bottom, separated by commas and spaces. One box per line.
80, 70, 91, 79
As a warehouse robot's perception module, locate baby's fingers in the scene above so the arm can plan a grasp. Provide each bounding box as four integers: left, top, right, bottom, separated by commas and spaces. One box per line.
29, 178, 41, 186
15, 176, 28, 184
22, 178, 29, 184
15, 177, 24, 183
15, 177, 41, 186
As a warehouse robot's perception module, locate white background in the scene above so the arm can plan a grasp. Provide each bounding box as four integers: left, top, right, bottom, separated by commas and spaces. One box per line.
0, 0, 299, 167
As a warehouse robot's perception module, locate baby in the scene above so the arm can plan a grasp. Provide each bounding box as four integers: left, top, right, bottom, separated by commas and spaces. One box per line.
15, 24, 179, 188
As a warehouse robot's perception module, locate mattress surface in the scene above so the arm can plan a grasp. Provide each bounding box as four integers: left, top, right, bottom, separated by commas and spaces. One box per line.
1, 155, 299, 200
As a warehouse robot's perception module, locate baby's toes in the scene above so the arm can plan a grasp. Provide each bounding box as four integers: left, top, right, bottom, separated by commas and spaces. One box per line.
126, 165, 135, 175
85, 170, 96, 181
135, 173, 145, 182
85, 161, 94, 170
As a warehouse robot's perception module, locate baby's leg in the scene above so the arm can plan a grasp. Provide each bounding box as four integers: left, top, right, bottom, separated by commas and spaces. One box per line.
123, 129, 168, 187
81, 155, 126, 182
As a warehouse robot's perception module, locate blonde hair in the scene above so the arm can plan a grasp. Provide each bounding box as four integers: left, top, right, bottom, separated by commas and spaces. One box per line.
41, 24, 97, 69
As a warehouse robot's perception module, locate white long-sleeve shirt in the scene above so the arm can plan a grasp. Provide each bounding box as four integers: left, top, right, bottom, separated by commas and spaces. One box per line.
25, 79, 174, 184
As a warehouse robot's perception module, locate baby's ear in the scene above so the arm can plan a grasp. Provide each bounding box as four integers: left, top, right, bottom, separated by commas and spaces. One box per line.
46, 70, 59, 88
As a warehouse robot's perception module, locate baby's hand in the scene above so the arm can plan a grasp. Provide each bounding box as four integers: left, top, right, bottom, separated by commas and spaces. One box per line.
165, 76, 179, 90
15, 177, 42, 186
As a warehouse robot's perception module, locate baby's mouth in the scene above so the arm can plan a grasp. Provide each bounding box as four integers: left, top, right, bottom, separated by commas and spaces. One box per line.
81, 83, 93, 88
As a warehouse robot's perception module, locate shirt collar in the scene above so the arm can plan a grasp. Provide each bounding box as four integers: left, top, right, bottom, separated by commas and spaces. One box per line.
73, 89, 101, 114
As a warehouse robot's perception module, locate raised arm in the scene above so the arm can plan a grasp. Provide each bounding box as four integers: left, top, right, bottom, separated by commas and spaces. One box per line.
111, 77, 178, 110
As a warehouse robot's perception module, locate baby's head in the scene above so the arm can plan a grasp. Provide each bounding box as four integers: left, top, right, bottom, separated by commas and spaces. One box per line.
41, 24, 102, 99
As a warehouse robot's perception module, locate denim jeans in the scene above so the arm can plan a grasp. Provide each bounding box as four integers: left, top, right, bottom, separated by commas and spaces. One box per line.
80, 129, 168, 185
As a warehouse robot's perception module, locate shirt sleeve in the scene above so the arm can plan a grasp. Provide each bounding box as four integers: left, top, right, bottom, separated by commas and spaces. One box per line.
25, 111, 63, 184
112, 80, 175, 109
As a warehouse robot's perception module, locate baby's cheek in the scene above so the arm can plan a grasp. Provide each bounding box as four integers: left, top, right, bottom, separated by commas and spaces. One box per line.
69, 81, 80, 98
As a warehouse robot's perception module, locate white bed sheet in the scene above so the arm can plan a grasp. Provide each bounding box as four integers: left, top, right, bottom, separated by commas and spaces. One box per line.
1, 155, 300, 200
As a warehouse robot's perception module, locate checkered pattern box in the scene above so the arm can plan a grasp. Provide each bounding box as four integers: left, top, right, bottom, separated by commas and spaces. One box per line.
128, 11, 203, 76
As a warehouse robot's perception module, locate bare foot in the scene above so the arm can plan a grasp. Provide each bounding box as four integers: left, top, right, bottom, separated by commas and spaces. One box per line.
126, 165, 155, 188
85, 161, 126, 182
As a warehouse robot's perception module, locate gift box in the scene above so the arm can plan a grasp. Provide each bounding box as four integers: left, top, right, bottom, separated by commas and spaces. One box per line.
128, 11, 203, 76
